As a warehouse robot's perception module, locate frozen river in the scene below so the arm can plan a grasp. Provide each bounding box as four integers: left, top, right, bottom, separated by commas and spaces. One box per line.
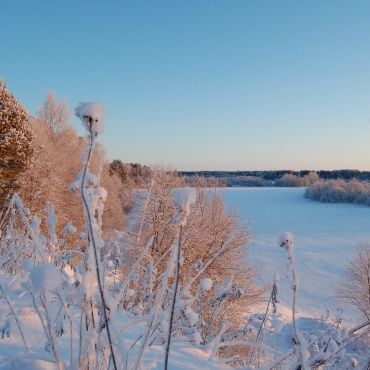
217, 187, 370, 324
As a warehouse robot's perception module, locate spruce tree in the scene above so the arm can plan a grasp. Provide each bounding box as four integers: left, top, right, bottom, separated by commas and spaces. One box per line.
0, 80, 33, 209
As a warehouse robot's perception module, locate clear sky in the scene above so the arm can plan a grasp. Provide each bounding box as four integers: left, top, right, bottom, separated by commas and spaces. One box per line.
2, 0, 370, 171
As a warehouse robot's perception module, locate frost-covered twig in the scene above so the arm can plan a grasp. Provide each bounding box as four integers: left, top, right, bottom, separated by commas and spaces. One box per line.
39, 291, 63, 370
164, 225, 183, 370
183, 239, 231, 292
136, 177, 155, 245
348, 320, 370, 335
306, 318, 342, 351
164, 189, 197, 369
210, 318, 229, 361
264, 349, 294, 370
10, 194, 47, 264
31, 292, 63, 370
116, 236, 154, 307
312, 327, 370, 367
55, 292, 73, 367
75, 102, 118, 369
0, 283, 30, 351
248, 279, 278, 366
279, 232, 307, 370
133, 244, 177, 370
115, 177, 156, 307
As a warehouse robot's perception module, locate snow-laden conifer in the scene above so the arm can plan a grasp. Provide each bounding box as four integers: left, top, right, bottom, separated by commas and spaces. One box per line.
0, 80, 33, 211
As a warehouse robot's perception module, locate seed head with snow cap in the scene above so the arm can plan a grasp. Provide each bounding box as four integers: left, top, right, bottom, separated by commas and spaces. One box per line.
279, 232, 294, 250
174, 187, 197, 227
75, 101, 105, 136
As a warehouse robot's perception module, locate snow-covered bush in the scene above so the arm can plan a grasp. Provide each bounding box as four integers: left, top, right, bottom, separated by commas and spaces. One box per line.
337, 246, 370, 321
276, 172, 320, 187
16, 94, 125, 243
305, 178, 370, 206
115, 172, 264, 367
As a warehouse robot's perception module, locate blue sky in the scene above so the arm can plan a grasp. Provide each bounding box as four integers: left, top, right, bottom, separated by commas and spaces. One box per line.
2, 0, 370, 170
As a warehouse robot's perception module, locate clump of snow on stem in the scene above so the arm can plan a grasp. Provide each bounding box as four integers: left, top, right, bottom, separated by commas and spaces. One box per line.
68, 179, 80, 192
199, 277, 213, 292
94, 186, 107, 202
279, 232, 294, 250
185, 306, 199, 326
175, 187, 197, 226
63, 223, 76, 234
69, 172, 99, 194
75, 102, 105, 136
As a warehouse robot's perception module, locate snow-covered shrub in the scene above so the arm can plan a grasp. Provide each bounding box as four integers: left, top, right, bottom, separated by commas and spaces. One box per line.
0, 190, 83, 274
17, 94, 125, 245
275, 172, 320, 187
0, 194, 49, 273
337, 246, 370, 321
116, 172, 263, 367
305, 178, 370, 206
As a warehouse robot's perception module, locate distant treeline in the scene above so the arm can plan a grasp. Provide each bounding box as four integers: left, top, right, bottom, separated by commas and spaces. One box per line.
109, 162, 370, 188
180, 170, 370, 187
305, 178, 370, 206
180, 169, 370, 181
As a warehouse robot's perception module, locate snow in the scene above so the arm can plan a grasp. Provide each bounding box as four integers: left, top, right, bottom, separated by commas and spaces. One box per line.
29, 264, 63, 292
218, 187, 370, 325
174, 187, 197, 213
175, 187, 197, 226
199, 277, 213, 292
351, 357, 359, 368
75, 102, 104, 135
63, 223, 76, 234
68, 179, 79, 192
94, 186, 107, 202
185, 306, 199, 326
0, 357, 56, 370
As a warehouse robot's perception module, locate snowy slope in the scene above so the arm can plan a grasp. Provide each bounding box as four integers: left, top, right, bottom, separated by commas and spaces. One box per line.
0, 187, 368, 369
218, 187, 370, 326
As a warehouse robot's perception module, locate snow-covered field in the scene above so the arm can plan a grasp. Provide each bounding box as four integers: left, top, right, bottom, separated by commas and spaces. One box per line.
218, 187, 370, 325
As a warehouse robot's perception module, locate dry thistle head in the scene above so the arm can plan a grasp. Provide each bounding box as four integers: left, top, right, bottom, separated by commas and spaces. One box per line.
75, 101, 105, 136
174, 187, 197, 226
279, 232, 294, 249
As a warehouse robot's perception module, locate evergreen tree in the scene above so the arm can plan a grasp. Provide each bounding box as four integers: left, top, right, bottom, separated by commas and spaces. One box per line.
0, 80, 33, 209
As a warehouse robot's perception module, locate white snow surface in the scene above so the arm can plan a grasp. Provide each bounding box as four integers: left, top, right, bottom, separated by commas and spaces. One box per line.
217, 187, 370, 326
29, 263, 63, 292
